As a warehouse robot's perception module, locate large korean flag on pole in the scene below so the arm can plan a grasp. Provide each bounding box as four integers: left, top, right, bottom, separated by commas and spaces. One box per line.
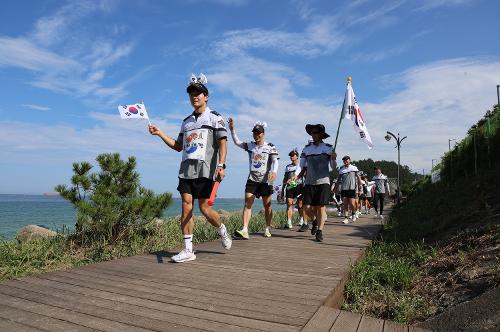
117, 103, 149, 120
342, 81, 374, 149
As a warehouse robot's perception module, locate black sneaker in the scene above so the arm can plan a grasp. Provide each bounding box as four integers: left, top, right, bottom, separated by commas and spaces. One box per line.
315, 229, 323, 242
311, 220, 318, 235
297, 223, 309, 232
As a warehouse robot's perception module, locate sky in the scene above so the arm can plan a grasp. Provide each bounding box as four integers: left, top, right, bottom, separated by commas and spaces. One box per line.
0, 0, 499, 198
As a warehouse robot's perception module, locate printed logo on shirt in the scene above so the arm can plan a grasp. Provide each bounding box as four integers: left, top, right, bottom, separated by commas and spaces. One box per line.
252, 154, 265, 169
182, 129, 208, 161
218, 120, 225, 127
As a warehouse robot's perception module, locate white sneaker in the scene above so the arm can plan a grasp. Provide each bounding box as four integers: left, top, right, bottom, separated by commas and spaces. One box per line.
379, 214, 384, 220
337, 211, 342, 217
287, 221, 293, 229
221, 233, 232, 250
171, 249, 196, 263
375, 212, 379, 218
342, 218, 350, 224
264, 228, 272, 237
352, 216, 358, 222
235, 229, 249, 239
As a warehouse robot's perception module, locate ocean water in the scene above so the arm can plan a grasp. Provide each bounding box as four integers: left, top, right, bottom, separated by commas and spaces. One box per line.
0, 194, 286, 240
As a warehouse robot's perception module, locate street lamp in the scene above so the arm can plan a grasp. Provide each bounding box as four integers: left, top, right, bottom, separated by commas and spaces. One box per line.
448, 139, 457, 181
385, 131, 407, 205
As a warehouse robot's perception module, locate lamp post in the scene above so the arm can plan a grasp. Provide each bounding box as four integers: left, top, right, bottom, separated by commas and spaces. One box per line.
497, 84, 499, 105
385, 131, 407, 204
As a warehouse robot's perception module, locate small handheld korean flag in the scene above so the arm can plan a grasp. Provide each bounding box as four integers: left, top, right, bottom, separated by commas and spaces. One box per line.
341, 79, 374, 149
118, 103, 151, 125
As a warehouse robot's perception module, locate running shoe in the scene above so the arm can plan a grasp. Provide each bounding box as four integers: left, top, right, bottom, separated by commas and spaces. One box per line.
379, 214, 384, 220
171, 249, 196, 263
235, 229, 250, 239
315, 230, 323, 242
298, 223, 309, 232
286, 221, 293, 229
342, 218, 350, 224
264, 229, 272, 237
311, 220, 318, 235
352, 216, 358, 222
221, 232, 232, 250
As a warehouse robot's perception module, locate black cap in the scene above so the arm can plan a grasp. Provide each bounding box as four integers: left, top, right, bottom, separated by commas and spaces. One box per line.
342, 155, 350, 161
305, 124, 330, 139
374, 166, 381, 170
288, 150, 299, 157
187, 82, 209, 96
252, 125, 265, 133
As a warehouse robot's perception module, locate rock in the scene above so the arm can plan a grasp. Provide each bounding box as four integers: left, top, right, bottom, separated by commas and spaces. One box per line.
16, 225, 57, 242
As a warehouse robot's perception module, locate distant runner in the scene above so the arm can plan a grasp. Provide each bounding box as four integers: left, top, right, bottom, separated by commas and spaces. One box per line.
372, 166, 390, 219
229, 118, 279, 239
282, 148, 304, 229
148, 73, 232, 263
333, 156, 362, 224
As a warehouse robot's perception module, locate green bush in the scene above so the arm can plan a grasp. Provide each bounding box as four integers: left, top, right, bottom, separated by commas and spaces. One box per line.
55, 153, 172, 245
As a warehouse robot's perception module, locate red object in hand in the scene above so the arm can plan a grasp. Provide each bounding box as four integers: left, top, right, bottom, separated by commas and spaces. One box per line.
208, 181, 220, 206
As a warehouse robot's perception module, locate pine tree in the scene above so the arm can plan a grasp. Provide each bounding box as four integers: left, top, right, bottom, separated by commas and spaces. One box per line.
55, 153, 172, 244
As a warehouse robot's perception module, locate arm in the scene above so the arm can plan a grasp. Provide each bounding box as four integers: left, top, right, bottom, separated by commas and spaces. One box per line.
385, 179, 390, 195
357, 175, 363, 193
227, 117, 246, 149
215, 138, 227, 181
148, 125, 182, 152
269, 155, 279, 182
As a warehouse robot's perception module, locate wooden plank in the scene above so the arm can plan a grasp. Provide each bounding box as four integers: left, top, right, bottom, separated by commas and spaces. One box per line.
302, 306, 340, 332
0, 293, 153, 332
357, 315, 384, 332
0, 317, 45, 332
383, 320, 408, 332
12, 278, 306, 327
0, 282, 298, 332
330, 310, 362, 332
0, 304, 95, 332
408, 326, 431, 332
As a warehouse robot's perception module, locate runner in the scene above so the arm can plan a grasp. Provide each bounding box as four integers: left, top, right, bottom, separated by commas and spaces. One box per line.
363, 175, 374, 214
332, 156, 362, 224
228, 118, 279, 239
372, 166, 390, 219
148, 73, 232, 263
282, 148, 304, 229
293, 124, 337, 242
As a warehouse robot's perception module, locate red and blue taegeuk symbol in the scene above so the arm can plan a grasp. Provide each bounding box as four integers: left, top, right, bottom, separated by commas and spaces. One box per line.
128, 106, 139, 114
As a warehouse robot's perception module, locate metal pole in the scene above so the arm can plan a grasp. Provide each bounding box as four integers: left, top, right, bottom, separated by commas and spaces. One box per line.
497, 85, 499, 105
397, 134, 401, 205
474, 131, 478, 176
333, 76, 351, 153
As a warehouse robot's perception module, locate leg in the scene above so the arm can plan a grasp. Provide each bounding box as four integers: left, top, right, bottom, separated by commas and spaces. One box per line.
181, 193, 195, 235
286, 197, 294, 226
242, 193, 255, 230
373, 194, 380, 213
317, 205, 327, 230
262, 195, 273, 227
379, 194, 385, 215
198, 198, 221, 228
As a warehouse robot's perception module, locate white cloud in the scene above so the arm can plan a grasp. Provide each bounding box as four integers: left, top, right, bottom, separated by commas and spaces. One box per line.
415, 0, 480, 11
22, 104, 51, 111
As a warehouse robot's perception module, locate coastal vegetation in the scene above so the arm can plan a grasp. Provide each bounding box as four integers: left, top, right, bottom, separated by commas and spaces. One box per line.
1, 153, 288, 281
342, 104, 500, 325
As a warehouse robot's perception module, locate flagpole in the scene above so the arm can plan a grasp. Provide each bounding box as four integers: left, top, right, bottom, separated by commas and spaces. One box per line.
142, 100, 152, 126
333, 76, 351, 153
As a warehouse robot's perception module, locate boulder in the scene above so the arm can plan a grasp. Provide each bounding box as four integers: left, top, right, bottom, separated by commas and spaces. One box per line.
16, 225, 57, 242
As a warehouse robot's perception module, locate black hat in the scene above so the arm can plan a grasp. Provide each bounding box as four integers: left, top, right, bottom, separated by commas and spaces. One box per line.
288, 149, 299, 157
252, 125, 265, 133
305, 124, 330, 139
342, 155, 350, 161
374, 166, 381, 170
187, 82, 209, 96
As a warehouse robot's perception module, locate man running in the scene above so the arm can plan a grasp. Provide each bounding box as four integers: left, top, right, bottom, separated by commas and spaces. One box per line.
148, 73, 232, 263
293, 124, 336, 242
372, 166, 390, 219
333, 156, 362, 224
228, 118, 279, 239
282, 148, 304, 229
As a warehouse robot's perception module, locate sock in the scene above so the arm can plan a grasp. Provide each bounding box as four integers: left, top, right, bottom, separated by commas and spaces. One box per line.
218, 224, 227, 237
299, 217, 304, 224
242, 226, 248, 232
265, 226, 270, 233
183, 235, 193, 253
287, 219, 292, 223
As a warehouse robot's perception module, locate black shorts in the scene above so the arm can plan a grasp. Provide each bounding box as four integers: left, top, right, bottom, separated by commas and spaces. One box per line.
285, 184, 303, 199
177, 178, 214, 199
303, 184, 330, 206
341, 190, 356, 199
245, 179, 273, 198
360, 194, 366, 200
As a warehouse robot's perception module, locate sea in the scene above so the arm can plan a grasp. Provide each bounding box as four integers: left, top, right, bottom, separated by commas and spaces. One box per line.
0, 194, 286, 240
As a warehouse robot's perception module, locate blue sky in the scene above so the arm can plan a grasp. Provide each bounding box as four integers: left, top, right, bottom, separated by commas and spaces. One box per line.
1, 0, 499, 197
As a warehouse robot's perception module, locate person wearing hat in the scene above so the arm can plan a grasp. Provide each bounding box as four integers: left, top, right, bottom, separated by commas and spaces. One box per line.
228, 118, 279, 239
282, 148, 304, 229
372, 166, 390, 219
332, 155, 362, 224
292, 124, 337, 242
148, 73, 232, 263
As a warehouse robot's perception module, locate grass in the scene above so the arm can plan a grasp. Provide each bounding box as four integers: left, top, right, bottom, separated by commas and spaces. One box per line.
0, 210, 288, 282
342, 170, 500, 323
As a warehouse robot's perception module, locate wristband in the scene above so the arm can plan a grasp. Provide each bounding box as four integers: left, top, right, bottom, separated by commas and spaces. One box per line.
217, 163, 226, 169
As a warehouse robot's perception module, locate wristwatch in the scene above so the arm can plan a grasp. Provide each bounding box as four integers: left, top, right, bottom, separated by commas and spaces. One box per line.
217, 163, 226, 169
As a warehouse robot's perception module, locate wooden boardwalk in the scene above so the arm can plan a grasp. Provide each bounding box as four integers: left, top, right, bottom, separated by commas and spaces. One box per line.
0, 211, 430, 331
